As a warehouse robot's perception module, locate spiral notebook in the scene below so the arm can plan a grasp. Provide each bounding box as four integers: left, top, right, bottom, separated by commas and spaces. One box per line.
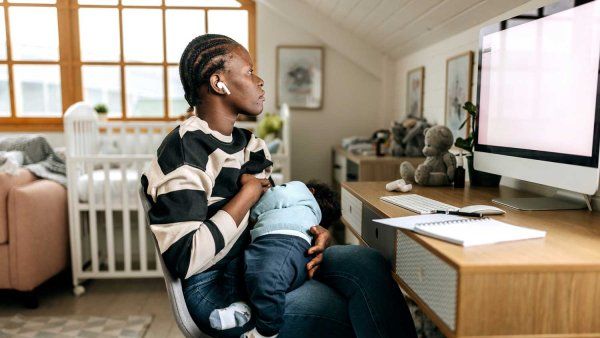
412, 217, 546, 247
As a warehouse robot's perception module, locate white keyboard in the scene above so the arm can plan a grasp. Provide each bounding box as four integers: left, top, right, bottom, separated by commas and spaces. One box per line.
380, 194, 459, 214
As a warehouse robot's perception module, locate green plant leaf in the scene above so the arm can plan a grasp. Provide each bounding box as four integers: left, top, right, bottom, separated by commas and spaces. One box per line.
458, 117, 468, 130
463, 101, 476, 115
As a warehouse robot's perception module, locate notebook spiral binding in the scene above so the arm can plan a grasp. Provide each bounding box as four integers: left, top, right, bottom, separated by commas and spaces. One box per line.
417, 217, 491, 227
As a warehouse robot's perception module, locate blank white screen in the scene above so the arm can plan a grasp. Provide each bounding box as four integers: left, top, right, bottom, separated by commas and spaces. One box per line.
478, 1, 600, 157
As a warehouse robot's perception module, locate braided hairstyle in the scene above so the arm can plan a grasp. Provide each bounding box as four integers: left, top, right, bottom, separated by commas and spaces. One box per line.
306, 180, 341, 229
179, 34, 240, 111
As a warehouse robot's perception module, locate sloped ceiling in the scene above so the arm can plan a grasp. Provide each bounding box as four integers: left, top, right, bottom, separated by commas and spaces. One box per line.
297, 0, 530, 58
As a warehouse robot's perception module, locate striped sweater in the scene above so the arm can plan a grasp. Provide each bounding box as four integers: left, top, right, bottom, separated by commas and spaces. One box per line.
141, 116, 272, 279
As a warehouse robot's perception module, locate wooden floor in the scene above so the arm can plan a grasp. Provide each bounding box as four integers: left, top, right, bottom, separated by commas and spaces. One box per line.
0, 273, 184, 338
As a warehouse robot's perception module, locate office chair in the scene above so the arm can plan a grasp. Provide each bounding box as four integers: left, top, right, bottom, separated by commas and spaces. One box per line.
138, 187, 211, 338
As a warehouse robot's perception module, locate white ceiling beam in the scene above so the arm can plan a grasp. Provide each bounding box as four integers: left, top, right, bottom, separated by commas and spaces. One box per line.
256, 0, 383, 80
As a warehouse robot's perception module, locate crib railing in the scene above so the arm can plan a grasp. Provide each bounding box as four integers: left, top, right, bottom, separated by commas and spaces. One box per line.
68, 155, 158, 281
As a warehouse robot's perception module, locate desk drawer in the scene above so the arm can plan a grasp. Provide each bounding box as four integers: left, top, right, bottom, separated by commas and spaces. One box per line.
341, 188, 362, 235
396, 231, 457, 331
361, 206, 396, 263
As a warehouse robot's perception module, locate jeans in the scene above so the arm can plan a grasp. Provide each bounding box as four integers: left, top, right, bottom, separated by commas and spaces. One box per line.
244, 234, 311, 336
183, 245, 417, 338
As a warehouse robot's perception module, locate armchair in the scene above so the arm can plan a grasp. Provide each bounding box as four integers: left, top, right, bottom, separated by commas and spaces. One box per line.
0, 168, 68, 307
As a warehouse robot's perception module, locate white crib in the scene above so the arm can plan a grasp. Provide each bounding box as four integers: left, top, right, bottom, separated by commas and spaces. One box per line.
64, 102, 178, 295
64, 102, 290, 295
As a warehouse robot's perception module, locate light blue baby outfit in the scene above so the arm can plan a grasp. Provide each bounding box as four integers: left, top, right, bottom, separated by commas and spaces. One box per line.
250, 181, 322, 244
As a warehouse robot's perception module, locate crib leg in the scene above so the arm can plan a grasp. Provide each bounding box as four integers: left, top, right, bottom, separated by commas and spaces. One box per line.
73, 284, 86, 297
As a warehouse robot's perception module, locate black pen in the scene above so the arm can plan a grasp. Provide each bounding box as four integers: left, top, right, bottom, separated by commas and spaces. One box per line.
432, 210, 484, 218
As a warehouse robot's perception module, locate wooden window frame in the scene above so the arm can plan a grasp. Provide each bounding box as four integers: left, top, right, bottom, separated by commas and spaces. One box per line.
0, 0, 255, 131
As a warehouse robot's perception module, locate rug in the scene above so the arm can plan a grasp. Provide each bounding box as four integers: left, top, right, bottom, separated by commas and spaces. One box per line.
0, 314, 152, 338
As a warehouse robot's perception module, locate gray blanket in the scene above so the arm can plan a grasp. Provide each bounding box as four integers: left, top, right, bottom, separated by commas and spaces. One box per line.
0, 135, 66, 186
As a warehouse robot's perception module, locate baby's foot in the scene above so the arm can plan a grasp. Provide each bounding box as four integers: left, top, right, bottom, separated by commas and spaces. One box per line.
240, 328, 278, 338
209, 301, 251, 330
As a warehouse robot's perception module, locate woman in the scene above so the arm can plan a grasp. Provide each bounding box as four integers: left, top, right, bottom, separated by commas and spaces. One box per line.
141, 34, 417, 338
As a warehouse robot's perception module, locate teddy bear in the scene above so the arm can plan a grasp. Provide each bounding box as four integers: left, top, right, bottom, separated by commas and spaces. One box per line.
399, 125, 457, 186
402, 119, 430, 157
390, 121, 408, 156
390, 117, 431, 157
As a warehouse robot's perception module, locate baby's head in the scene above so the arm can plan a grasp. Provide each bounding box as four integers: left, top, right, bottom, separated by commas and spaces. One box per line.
305, 180, 341, 229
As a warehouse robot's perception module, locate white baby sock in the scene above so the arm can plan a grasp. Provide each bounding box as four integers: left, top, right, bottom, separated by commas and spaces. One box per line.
241, 327, 278, 338
209, 301, 251, 330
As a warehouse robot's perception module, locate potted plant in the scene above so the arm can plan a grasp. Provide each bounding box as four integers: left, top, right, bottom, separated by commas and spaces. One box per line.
94, 103, 109, 120
454, 101, 501, 186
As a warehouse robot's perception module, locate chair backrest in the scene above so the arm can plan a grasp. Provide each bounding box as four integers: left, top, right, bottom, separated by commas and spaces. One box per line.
138, 187, 209, 338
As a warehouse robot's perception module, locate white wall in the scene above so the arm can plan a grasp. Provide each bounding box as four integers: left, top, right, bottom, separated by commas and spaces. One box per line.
257, 2, 383, 184
392, 0, 600, 207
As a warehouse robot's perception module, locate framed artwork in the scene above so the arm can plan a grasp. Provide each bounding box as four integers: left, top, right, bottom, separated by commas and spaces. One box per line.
445, 51, 473, 140
276, 46, 323, 109
406, 67, 424, 117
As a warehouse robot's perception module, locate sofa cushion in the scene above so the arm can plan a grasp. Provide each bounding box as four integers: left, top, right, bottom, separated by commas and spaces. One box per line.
0, 169, 36, 244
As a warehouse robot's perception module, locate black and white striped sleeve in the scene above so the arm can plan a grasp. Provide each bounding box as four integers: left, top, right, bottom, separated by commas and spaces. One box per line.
243, 133, 273, 179
141, 142, 237, 279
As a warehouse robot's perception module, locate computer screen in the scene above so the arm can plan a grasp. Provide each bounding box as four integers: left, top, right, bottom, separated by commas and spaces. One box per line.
474, 0, 600, 197
477, 0, 600, 165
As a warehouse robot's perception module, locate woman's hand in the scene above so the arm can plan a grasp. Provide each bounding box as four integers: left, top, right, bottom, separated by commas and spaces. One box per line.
223, 174, 268, 226
240, 174, 271, 194
306, 225, 333, 279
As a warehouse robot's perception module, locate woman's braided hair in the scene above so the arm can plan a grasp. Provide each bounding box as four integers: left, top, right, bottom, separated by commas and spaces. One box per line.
179, 34, 239, 109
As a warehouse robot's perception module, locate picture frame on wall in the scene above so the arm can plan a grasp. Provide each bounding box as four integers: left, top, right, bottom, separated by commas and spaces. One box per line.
445, 51, 473, 140
406, 66, 424, 117
276, 46, 323, 109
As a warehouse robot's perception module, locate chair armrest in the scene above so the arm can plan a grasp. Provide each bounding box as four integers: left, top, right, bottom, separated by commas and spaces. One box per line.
0, 169, 37, 244
8, 179, 68, 291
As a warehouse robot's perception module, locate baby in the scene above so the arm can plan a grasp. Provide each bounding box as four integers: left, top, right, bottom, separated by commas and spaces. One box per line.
209, 180, 340, 338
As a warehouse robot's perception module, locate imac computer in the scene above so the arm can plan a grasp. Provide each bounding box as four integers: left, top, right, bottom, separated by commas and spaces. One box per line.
474, 0, 600, 210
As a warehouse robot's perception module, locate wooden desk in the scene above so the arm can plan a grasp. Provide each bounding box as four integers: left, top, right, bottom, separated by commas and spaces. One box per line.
341, 181, 600, 338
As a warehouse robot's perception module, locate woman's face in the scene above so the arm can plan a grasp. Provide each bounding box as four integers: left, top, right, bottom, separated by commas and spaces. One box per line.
223, 45, 265, 117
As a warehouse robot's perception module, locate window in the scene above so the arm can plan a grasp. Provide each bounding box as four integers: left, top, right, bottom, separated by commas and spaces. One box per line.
0, 0, 255, 131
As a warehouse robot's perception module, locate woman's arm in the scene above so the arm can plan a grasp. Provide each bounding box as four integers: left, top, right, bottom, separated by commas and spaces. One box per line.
223, 174, 270, 225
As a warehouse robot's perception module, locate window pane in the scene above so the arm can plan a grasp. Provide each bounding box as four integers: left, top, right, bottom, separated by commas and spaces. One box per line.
9, 7, 59, 61
166, 0, 241, 7
122, 0, 161, 5
0, 65, 10, 117
123, 9, 163, 62
125, 66, 163, 117
8, 0, 55, 3
78, 0, 118, 4
207, 10, 248, 49
79, 9, 120, 62
13, 65, 62, 117
168, 66, 186, 118
82, 66, 122, 117
0, 8, 6, 60
166, 9, 205, 63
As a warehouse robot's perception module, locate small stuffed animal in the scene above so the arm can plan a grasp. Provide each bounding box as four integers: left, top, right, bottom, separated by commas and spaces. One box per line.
403, 119, 431, 157
390, 122, 407, 156
400, 125, 457, 186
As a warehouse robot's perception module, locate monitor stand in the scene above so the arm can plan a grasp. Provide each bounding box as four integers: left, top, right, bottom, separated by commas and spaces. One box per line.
493, 193, 592, 211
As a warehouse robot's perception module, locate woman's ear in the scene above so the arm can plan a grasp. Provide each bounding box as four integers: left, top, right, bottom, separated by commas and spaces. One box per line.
209, 74, 227, 95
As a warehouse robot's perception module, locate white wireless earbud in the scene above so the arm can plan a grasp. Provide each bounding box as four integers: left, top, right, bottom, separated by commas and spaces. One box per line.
216, 81, 231, 95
